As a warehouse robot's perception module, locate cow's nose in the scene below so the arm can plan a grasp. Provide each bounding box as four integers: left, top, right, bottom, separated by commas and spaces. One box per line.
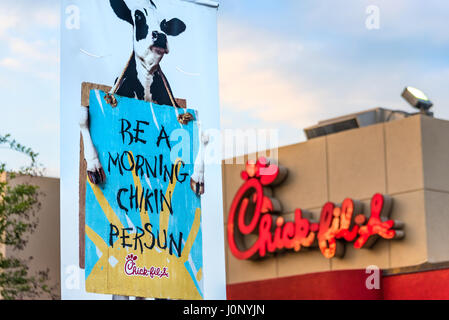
152, 31, 168, 50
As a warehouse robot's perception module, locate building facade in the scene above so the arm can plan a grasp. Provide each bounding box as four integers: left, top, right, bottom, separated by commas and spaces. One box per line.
2, 176, 60, 300
222, 113, 449, 299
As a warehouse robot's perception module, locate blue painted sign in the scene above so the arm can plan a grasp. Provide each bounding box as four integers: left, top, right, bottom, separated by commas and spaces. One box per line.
84, 90, 203, 299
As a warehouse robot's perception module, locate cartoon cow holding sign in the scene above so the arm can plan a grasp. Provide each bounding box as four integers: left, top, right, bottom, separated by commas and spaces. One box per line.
79, 0, 207, 195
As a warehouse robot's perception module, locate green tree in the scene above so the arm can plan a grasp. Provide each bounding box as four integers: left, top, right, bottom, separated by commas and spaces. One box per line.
0, 134, 56, 299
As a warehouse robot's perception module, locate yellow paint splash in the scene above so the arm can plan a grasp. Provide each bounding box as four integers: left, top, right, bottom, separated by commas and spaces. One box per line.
85, 155, 203, 300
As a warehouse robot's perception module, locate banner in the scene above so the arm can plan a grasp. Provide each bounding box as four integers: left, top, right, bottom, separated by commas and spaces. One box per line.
61, 0, 226, 300
85, 89, 203, 299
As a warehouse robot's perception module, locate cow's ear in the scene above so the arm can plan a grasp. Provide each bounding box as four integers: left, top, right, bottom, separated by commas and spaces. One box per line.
161, 18, 186, 36
110, 0, 134, 25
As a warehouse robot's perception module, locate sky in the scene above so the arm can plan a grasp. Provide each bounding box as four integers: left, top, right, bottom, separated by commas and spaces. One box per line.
0, 0, 448, 177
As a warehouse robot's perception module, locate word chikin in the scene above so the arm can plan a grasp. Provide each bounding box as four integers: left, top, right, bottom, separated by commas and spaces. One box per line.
227, 158, 405, 260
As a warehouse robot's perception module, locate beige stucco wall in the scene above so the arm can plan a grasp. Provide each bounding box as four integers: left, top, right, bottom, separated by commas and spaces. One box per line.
4, 176, 60, 299
222, 114, 449, 285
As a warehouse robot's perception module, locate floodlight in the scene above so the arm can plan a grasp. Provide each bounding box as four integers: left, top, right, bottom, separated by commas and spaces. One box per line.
401, 87, 433, 113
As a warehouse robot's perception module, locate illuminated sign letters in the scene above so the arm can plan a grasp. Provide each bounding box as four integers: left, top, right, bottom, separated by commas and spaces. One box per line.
227, 158, 405, 260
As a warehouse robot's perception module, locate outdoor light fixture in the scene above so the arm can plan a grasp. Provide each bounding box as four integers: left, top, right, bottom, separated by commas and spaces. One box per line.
401, 86, 433, 114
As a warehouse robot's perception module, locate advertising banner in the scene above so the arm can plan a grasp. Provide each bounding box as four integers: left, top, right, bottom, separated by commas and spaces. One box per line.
61, 0, 225, 299
85, 89, 203, 299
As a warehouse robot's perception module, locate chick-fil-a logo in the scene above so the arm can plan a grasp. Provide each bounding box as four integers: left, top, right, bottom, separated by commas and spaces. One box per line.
227, 157, 405, 260
124, 254, 169, 279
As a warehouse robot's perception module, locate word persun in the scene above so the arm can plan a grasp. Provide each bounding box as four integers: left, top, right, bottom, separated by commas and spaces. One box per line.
228, 158, 405, 260
109, 224, 183, 257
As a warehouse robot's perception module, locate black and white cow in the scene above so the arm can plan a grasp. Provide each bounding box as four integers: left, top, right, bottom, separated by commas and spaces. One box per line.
79, 0, 206, 195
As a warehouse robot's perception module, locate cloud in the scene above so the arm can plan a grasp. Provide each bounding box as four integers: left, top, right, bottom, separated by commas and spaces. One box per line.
6, 36, 58, 63
0, 57, 22, 70
0, 10, 59, 81
218, 19, 323, 129
0, 15, 19, 36
218, 10, 449, 142
0, 0, 59, 176
33, 7, 59, 29
0, 36, 58, 81
0, 0, 59, 34
0, 0, 59, 79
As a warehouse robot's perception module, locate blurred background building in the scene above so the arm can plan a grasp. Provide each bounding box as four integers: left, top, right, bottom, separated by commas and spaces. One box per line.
222, 110, 449, 300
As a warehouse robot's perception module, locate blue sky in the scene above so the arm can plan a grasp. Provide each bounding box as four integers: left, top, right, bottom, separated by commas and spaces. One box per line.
0, 0, 59, 176
218, 0, 449, 149
0, 0, 448, 177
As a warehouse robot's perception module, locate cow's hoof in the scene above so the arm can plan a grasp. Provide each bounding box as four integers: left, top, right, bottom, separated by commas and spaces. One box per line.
87, 167, 106, 185
190, 178, 204, 196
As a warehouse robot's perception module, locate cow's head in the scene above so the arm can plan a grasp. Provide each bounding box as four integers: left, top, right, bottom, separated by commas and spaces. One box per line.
110, 0, 186, 71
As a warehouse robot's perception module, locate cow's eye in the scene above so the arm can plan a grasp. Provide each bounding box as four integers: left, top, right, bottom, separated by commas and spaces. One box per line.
135, 11, 144, 22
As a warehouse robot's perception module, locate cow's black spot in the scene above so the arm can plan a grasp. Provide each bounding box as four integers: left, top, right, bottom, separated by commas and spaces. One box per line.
160, 18, 186, 37
116, 52, 144, 100
151, 70, 179, 108
135, 10, 148, 41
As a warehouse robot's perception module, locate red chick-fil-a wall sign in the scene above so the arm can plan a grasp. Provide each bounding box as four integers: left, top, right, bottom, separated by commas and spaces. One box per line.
227, 158, 405, 260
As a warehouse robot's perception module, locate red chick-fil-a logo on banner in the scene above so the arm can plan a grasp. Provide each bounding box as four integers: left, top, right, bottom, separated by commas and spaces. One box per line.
124, 254, 169, 279
227, 157, 405, 260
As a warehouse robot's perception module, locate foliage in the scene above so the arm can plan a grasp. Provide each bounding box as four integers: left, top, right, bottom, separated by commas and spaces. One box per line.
0, 134, 57, 300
